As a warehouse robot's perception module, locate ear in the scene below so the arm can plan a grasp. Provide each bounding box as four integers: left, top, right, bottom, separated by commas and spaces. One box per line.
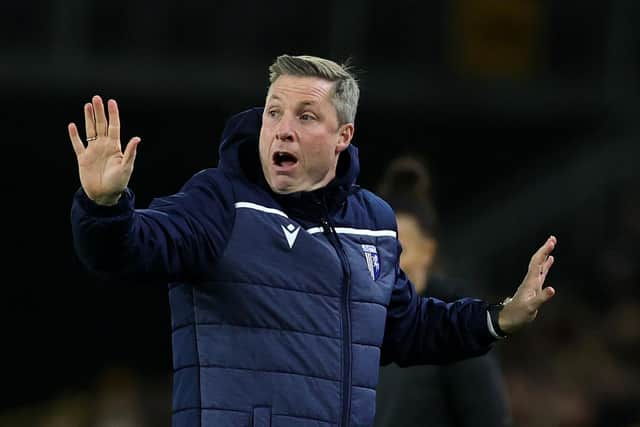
335, 123, 354, 154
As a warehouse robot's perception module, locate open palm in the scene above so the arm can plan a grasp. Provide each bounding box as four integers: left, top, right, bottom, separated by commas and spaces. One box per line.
68, 95, 140, 205
500, 235, 557, 334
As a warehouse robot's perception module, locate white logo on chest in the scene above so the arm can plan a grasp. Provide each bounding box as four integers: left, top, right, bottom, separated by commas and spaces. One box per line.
281, 224, 301, 248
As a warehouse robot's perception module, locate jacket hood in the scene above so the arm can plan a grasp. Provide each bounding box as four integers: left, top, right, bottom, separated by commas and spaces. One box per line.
217, 107, 360, 194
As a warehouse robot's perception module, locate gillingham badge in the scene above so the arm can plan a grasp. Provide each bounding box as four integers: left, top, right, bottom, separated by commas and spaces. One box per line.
361, 244, 381, 280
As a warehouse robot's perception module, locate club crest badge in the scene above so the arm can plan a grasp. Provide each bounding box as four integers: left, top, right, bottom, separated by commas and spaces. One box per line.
361, 244, 381, 280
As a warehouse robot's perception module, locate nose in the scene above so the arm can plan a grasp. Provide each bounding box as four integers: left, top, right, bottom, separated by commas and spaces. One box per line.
275, 116, 295, 142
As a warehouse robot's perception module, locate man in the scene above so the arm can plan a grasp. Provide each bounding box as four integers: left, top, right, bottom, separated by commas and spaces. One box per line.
69, 54, 557, 427
374, 156, 511, 427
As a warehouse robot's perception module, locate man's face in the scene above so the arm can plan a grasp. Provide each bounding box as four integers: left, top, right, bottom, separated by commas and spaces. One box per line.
259, 75, 354, 194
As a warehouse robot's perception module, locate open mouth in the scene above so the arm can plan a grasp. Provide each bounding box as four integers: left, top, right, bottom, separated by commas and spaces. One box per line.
273, 151, 299, 168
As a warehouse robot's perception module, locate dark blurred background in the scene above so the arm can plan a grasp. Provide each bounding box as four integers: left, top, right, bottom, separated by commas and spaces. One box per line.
1, 0, 639, 426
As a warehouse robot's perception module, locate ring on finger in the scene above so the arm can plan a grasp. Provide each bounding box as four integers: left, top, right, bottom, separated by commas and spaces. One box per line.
86, 136, 98, 142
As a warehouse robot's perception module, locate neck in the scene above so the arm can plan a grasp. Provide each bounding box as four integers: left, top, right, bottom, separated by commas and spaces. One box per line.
308, 167, 337, 192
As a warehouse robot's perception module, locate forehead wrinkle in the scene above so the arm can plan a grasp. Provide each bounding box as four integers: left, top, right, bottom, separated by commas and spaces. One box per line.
267, 77, 333, 104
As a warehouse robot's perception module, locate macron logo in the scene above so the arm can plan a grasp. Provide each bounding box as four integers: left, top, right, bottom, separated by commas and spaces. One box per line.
281, 224, 301, 248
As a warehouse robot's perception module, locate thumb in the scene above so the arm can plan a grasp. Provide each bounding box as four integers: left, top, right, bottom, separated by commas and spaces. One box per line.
123, 137, 141, 166
534, 286, 555, 309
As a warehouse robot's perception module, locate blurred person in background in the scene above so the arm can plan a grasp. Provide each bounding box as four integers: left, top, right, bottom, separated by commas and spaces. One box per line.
374, 155, 512, 427
68, 54, 557, 427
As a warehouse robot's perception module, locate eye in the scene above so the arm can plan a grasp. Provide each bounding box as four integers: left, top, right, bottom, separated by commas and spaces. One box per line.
300, 113, 316, 121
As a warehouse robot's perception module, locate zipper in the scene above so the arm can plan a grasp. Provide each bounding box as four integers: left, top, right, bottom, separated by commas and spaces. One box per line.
319, 203, 352, 427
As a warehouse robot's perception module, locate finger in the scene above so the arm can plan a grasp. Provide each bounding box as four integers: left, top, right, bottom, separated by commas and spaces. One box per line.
123, 137, 141, 166
92, 95, 108, 136
540, 255, 555, 278
84, 103, 96, 140
529, 235, 557, 271
107, 99, 120, 142
532, 286, 556, 309
68, 123, 85, 157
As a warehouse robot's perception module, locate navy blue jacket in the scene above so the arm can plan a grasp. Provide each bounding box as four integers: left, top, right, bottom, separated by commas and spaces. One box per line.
71, 107, 495, 427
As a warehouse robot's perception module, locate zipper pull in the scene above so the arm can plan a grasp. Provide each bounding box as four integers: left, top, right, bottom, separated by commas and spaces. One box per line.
320, 218, 331, 234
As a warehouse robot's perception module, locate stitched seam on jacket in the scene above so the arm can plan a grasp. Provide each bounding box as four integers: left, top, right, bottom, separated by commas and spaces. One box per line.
172, 321, 340, 341
173, 363, 340, 383
205, 279, 341, 299
351, 340, 380, 347
352, 384, 376, 392
350, 299, 387, 308
172, 407, 337, 425
273, 413, 337, 425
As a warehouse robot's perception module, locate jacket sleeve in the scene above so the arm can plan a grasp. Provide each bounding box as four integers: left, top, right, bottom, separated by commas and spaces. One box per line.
380, 240, 496, 366
70, 169, 234, 282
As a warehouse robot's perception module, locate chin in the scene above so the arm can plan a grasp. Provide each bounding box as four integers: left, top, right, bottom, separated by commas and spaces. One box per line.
269, 177, 298, 194
271, 186, 294, 195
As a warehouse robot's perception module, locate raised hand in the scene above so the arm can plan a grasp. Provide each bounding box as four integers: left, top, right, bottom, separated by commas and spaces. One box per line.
68, 95, 140, 205
499, 235, 557, 335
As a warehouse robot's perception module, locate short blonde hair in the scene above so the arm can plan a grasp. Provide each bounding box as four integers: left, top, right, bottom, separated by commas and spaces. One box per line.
268, 54, 360, 125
